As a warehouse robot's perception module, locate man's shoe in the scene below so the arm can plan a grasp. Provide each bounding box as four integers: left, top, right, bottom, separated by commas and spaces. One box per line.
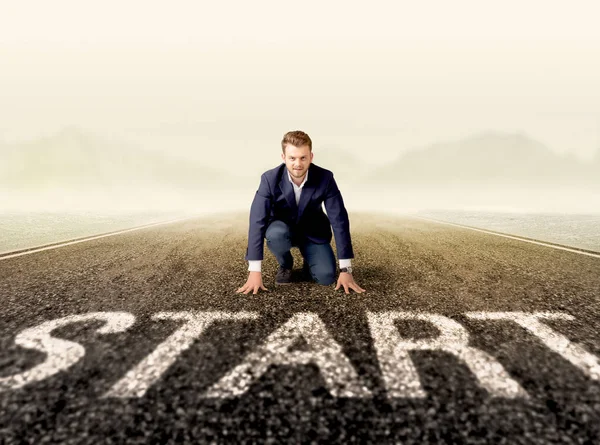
275, 266, 293, 285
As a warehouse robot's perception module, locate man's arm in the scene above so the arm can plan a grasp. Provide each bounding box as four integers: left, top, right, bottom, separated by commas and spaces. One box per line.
245, 173, 273, 262
323, 173, 354, 261
238, 174, 273, 294
323, 174, 365, 293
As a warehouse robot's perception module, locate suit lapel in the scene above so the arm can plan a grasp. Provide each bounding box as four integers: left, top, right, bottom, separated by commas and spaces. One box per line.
296, 168, 316, 221
278, 171, 298, 214
277, 165, 316, 221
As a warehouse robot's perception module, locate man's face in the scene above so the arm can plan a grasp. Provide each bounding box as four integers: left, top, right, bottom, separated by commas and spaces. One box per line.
281, 144, 313, 180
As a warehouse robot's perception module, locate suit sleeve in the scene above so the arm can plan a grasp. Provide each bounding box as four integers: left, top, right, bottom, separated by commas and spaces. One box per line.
323, 173, 354, 260
245, 173, 273, 261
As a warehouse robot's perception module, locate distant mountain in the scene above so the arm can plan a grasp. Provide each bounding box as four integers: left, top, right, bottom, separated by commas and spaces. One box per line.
0, 127, 229, 191
367, 131, 599, 187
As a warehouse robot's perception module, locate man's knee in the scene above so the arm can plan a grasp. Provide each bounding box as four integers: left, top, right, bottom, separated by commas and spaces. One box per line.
265, 221, 291, 243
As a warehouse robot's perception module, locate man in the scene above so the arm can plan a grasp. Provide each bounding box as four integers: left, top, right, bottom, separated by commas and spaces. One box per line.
236, 130, 366, 295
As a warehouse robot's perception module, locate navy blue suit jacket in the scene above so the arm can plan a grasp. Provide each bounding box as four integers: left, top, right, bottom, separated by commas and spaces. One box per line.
245, 162, 354, 262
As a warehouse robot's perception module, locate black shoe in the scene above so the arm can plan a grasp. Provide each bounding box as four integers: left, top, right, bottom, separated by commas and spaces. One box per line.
275, 266, 293, 285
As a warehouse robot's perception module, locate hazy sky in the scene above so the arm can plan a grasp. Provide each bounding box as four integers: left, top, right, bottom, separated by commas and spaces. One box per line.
2, 0, 599, 166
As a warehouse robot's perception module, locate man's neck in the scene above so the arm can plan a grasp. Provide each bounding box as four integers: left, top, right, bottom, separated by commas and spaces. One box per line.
292, 176, 305, 187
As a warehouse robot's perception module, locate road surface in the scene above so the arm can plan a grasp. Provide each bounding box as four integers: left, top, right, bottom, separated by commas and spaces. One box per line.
1, 211, 599, 444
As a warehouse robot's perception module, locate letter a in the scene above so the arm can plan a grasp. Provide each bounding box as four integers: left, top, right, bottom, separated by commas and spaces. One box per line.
204, 312, 371, 398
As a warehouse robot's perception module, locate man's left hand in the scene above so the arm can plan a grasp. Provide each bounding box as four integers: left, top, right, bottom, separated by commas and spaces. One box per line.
335, 272, 366, 294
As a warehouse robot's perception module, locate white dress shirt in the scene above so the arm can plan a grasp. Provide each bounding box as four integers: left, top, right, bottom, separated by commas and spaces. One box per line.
248, 168, 352, 272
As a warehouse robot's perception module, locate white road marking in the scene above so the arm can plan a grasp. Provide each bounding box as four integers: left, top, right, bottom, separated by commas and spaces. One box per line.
204, 312, 372, 398
0, 215, 199, 261
103, 311, 259, 398
410, 215, 600, 259
3, 311, 598, 396
0, 312, 135, 391
466, 312, 600, 380
367, 311, 528, 398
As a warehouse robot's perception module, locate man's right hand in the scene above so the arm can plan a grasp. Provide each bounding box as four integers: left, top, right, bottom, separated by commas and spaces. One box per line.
236, 271, 268, 295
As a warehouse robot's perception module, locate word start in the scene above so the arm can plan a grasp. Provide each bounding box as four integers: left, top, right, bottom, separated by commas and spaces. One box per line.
0, 311, 598, 399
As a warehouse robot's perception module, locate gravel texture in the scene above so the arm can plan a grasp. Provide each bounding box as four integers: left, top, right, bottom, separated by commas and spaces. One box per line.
0, 211, 599, 444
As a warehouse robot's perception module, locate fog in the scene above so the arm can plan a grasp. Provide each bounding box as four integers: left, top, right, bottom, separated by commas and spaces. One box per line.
1, 161, 598, 215
1, 1, 599, 214
2, 184, 598, 215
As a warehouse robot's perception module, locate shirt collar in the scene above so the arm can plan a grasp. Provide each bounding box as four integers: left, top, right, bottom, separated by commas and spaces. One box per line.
287, 168, 308, 188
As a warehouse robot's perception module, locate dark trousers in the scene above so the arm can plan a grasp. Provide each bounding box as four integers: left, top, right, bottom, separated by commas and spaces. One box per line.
265, 220, 336, 285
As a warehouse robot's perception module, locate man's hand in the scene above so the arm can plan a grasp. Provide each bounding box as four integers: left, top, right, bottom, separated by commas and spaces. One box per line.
335, 272, 366, 294
237, 271, 269, 295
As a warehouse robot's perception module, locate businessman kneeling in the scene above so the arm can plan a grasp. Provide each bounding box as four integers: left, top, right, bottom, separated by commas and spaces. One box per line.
237, 130, 366, 295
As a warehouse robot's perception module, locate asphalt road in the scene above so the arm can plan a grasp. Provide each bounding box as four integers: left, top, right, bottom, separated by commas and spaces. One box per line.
1, 211, 599, 444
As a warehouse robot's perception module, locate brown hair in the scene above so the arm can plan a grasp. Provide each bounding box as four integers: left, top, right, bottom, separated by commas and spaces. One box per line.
281, 130, 312, 154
